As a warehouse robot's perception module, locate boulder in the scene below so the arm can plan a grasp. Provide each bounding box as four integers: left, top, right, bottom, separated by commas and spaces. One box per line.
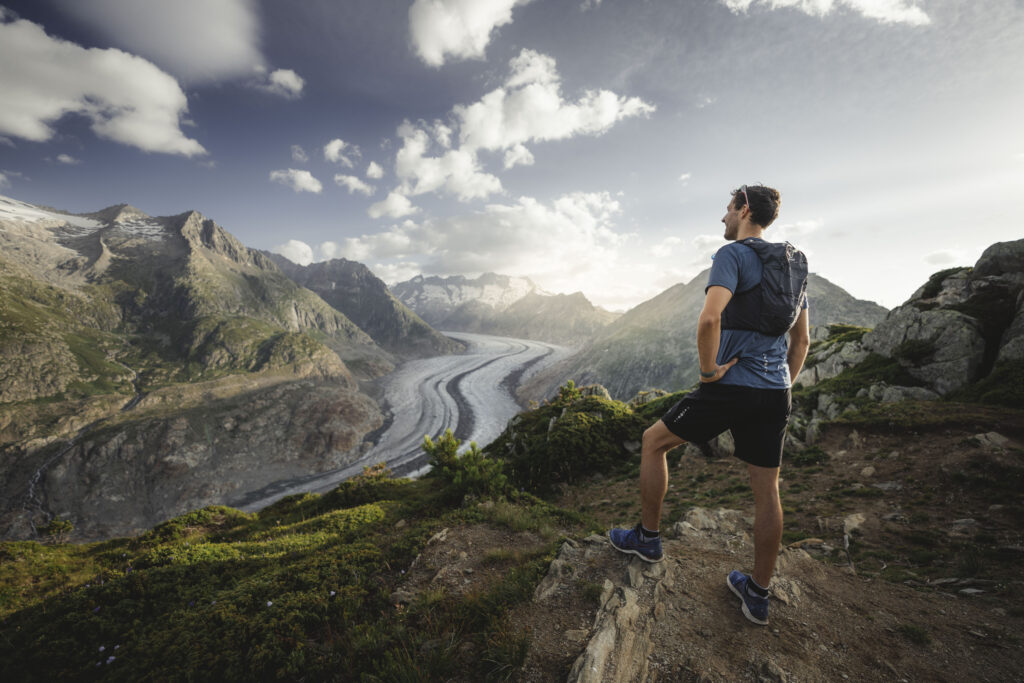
863, 306, 986, 394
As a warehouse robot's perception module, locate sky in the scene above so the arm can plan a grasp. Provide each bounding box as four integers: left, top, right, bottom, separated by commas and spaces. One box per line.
0, 0, 1022, 312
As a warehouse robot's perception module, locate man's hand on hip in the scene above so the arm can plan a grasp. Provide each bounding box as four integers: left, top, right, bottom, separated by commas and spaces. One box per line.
700, 357, 739, 383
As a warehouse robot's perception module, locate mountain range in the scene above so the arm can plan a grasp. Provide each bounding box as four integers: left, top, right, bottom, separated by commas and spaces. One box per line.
519, 270, 889, 401
391, 272, 619, 345
0, 195, 453, 539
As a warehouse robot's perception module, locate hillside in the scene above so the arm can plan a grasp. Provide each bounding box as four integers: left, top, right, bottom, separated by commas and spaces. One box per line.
1, 381, 1021, 681
0, 195, 391, 540
520, 271, 889, 402
265, 253, 465, 359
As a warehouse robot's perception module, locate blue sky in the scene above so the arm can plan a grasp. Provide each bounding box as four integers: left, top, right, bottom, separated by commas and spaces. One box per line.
1, 0, 1022, 311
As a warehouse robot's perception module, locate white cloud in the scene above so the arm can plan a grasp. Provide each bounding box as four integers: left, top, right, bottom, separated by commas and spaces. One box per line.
387, 49, 653, 203
394, 122, 502, 201
651, 236, 683, 258
0, 172, 9, 188
503, 143, 535, 169
0, 136, 14, 148
581, 0, 603, 9
56, 154, 81, 165
719, 0, 930, 25
272, 239, 315, 266
924, 249, 961, 266
409, 0, 533, 67
0, 13, 206, 157
291, 145, 309, 163
254, 68, 305, 99
369, 191, 420, 219
679, 172, 692, 184
269, 169, 323, 193
456, 49, 656, 153
54, 0, 264, 83
335, 174, 376, 196
324, 138, 359, 167
366, 161, 384, 179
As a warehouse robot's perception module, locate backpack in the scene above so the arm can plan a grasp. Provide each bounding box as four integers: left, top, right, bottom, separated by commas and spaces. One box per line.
721, 238, 809, 337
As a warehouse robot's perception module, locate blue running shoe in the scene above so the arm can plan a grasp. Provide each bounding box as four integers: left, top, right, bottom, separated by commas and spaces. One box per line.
727, 570, 769, 625
608, 523, 663, 563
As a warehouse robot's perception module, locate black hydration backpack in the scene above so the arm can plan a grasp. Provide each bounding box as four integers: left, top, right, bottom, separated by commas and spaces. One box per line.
721, 238, 809, 337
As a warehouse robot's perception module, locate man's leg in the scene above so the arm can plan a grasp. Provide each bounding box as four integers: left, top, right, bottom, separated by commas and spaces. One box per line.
747, 463, 783, 587
640, 420, 686, 531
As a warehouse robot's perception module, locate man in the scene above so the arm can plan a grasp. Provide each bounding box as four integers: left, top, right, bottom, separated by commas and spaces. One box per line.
609, 184, 810, 626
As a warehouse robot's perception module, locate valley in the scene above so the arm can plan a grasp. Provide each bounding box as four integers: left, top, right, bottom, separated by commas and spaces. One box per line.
234, 332, 570, 512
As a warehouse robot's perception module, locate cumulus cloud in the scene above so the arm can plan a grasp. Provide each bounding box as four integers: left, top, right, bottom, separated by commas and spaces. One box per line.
254, 68, 305, 99
369, 191, 419, 219
504, 143, 535, 169
335, 174, 376, 196
324, 139, 359, 167
0, 136, 14, 148
56, 154, 81, 165
457, 49, 656, 153
272, 239, 315, 265
269, 169, 323, 193
395, 122, 502, 201
679, 172, 692, 184
409, 0, 533, 67
386, 49, 654, 203
924, 249, 961, 266
54, 0, 264, 83
719, 0, 930, 25
291, 145, 309, 163
0, 172, 9, 188
0, 13, 206, 157
366, 161, 385, 179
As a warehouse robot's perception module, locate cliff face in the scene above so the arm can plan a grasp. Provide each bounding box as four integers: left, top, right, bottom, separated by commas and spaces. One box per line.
519, 271, 888, 402
266, 253, 464, 359
0, 194, 388, 541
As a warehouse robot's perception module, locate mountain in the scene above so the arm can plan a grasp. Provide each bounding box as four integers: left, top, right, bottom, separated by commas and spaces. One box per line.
265, 253, 464, 359
391, 272, 618, 345
519, 271, 889, 401
0, 194, 389, 540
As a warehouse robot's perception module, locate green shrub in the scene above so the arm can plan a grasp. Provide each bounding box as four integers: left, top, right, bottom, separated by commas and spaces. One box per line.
424, 429, 509, 501
488, 387, 645, 496
39, 517, 74, 545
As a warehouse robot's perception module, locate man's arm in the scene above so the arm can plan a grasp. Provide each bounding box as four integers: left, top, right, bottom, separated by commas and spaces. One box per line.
697, 286, 738, 382
787, 307, 810, 383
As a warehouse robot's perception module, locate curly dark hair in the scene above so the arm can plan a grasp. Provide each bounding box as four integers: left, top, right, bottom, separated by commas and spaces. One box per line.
732, 184, 781, 228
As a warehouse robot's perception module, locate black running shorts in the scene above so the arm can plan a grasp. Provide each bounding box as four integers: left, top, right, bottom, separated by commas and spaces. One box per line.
660, 383, 792, 468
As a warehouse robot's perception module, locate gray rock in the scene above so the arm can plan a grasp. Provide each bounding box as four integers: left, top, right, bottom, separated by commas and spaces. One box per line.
863, 306, 987, 394
997, 294, 1024, 363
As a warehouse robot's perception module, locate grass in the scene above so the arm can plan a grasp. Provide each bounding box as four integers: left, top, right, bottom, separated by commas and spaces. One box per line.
896, 623, 932, 646
0, 466, 584, 682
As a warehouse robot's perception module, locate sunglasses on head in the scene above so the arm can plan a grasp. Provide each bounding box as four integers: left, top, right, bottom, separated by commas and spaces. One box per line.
740, 185, 751, 210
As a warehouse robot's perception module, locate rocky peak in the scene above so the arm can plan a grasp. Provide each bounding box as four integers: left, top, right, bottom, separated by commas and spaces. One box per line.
84, 203, 151, 225
172, 210, 274, 270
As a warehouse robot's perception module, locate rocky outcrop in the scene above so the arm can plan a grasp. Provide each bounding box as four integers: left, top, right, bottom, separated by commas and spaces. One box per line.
863, 239, 1024, 395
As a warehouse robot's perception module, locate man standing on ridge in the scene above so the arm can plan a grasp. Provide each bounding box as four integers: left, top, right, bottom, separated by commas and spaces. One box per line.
609, 184, 810, 625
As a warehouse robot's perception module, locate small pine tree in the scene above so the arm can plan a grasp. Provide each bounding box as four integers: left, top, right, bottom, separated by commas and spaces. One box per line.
40, 517, 73, 544
423, 429, 508, 500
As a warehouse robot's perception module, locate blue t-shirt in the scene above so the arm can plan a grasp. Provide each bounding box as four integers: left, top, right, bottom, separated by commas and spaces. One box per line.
706, 239, 809, 389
